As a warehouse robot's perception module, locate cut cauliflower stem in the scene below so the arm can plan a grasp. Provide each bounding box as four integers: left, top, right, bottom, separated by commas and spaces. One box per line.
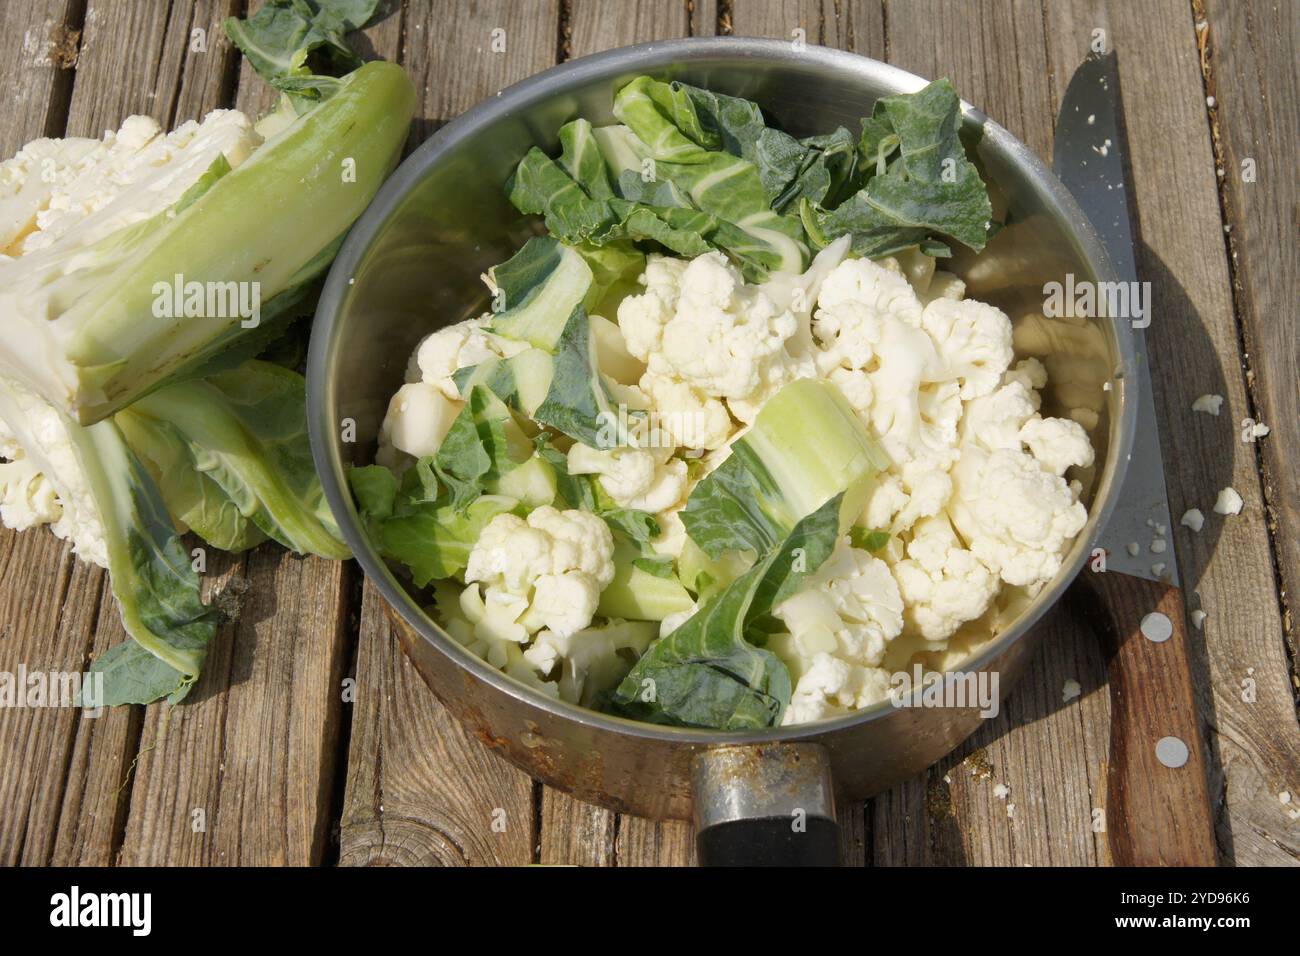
463, 506, 615, 642
770, 540, 905, 724
377, 315, 531, 468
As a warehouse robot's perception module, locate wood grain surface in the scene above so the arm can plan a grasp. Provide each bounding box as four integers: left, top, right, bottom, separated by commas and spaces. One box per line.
0, 0, 1294, 867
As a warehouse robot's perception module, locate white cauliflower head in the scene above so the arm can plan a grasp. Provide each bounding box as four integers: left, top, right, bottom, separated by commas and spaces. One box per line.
813, 258, 924, 372
1018, 416, 1095, 476
410, 314, 529, 399
619, 251, 807, 430
638, 371, 734, 450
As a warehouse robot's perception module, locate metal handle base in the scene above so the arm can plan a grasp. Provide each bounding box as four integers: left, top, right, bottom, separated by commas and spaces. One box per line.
691, 743, 841, 867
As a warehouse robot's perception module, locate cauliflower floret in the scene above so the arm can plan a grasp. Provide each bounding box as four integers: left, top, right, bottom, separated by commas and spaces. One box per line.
891, 513, 999, 643
410, 315, 528, 399
847, 304, 957, 471
949, 445, 1088, 587
814, 258, 924, 369
464, 507, 615, 641
566, 441, 688, 514
639, 372, 734, 450
616, 254, 687, 361
892, 461, 954, 531
919, 297, 1015, 400
1004, 357, 1048, 392
917, 270, 967, 306
862, 474, 909, 530
960, 379, 1040, 452
530, 571, 602, 640
0, 450, 62, 533
771, 541, 904, 724
619, 251, 808, 430
524, 506, 617, 587
465, 514, 558, 593
1018, 416, 1095, 476
779, 652, 895, 725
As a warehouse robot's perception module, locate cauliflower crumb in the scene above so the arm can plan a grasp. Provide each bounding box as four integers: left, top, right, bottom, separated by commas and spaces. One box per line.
1181, 508, 1204, 532
1062, 678, 1082, 703
993, 783, 1010, 799
1190, 609, 1207, 629
1214, 487, 1244, 515
1191, 394, 1223, 415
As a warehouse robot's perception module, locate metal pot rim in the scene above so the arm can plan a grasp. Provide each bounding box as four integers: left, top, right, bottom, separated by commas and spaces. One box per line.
307, 36, 1137, 747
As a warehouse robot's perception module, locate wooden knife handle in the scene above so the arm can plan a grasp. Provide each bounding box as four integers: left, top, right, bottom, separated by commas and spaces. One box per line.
1080, 571, 1218, 865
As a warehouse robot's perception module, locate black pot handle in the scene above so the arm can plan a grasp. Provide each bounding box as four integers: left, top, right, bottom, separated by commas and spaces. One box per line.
691, 743, 841, 867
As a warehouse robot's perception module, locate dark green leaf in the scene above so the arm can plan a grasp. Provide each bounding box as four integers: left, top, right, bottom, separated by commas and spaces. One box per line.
223, 0, 384, 111
608, 493, 843, 729
803, 79, 993, 257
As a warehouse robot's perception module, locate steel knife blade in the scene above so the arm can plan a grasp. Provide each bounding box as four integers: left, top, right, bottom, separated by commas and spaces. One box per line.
1053, 51, 1178, 587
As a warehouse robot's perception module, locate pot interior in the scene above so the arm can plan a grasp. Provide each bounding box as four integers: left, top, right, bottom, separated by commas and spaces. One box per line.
309, 39, 1126, 747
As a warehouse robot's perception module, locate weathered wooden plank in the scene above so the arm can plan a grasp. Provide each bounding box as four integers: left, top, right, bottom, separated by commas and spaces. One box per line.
339, 584, 537, 865
117, 551, 351, 865
728, 0, 884, 57
0, 0, 82, 156
539, 788, 616, 866
1042, 0, 1300, 865
1199, 0, 1300, 771
338, 0, 561, 867
860, 0, 1111, 867
616, 816, 696, 866
568, 0, 704, 55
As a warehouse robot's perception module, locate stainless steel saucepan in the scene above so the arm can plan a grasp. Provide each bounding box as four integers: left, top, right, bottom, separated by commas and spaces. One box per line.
307, 38, 1134, 865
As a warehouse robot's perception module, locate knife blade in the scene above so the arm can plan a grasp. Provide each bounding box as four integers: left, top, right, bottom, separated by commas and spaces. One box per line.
1053, 51, 1217, 866
1053, 52, 1178, 586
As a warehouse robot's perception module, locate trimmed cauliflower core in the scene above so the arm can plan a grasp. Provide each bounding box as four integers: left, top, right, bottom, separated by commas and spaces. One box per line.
388, 244, 1095, 724
0, 110, 262, 558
